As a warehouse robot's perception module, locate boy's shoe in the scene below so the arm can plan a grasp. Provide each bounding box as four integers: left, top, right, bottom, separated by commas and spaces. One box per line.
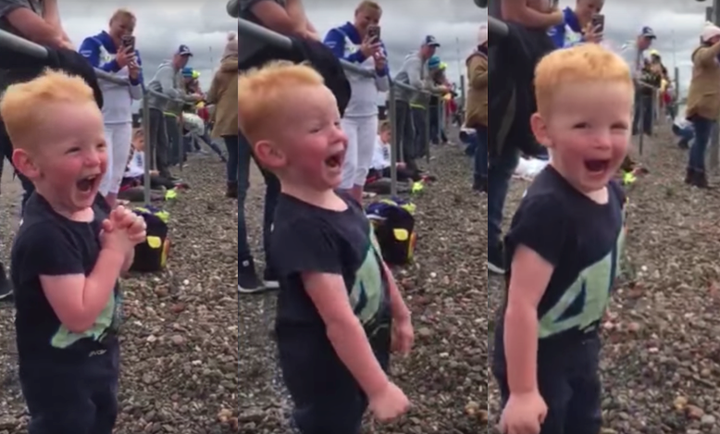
238, 258, 265, 294
487, 243, 505, 275
263, 268, 280, 290
0, 264, 13, 302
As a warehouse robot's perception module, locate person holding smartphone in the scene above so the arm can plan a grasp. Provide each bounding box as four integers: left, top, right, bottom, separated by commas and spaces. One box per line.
547, 0, 604, 49
324, 0, 389, 202
79, 8, 144, 208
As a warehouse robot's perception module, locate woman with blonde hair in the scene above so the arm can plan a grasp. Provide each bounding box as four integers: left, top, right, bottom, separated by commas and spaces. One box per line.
79, 8, 144, 207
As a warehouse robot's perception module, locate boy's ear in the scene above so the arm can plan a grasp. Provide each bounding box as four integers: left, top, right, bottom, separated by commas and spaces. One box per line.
530, 112, 553, 149
253, 140, 286, 170
12, 148, 40, 180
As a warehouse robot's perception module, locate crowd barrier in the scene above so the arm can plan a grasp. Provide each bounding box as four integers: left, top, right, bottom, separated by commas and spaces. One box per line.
236, 16, 448, 196
0, 28, 188, 205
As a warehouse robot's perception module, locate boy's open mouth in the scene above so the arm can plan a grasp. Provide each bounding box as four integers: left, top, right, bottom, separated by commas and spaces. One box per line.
325, 152, 343, 169
76, 175, 99, 192
584, 159, 609, 173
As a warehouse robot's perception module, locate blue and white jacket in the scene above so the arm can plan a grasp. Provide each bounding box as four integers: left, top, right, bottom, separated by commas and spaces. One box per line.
79, 31, 144, 124
324, 22, 389, 118
548, 7, 585, 49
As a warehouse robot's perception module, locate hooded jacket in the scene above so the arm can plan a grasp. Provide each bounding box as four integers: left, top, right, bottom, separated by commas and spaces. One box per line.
547, 7, 584, 49
145, 60, 194, 115
393, 51, 444, 108
464, 48, 488, 128
207, 56, 238, 138
686, 43, 720, 121
79, 31, 143, 124
324, 22, 389, 117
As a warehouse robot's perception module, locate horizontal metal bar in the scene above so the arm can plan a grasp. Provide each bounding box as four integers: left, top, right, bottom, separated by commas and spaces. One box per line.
237, 18, 435, 95
488, 16, 508, 38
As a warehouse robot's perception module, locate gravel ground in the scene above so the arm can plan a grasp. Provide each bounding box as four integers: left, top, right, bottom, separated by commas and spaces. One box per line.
488, 125, 720, 433
240, 134, 487, 433
0, 153, 240, 434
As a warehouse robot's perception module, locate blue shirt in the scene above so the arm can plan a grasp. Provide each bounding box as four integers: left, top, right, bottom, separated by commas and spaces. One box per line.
547, 7, 584, 49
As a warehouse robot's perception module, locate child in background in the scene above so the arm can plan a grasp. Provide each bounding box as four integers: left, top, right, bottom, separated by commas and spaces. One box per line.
117, 128, 178, 202
0, 70, 147, 433
238, 62, 414, 433
493, 44, 630, 434
368, 120, 421, 183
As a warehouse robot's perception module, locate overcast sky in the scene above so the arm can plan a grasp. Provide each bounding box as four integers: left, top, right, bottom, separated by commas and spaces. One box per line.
60, 1, 236, 91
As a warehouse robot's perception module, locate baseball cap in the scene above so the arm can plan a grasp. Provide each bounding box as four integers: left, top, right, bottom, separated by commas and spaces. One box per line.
640, 26, 656, 39
423, 35, 440, 47
701, 24, 720, 42
177, 44, 193, 56
428, 55, 441, 69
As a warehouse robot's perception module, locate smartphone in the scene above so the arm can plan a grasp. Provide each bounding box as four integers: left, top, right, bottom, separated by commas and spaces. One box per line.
367, 25, 381, 43
121, 35, 135, 51
591, 14, 605, 33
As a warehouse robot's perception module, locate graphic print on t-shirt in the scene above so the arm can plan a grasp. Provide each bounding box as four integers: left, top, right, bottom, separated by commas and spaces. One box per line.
51, 286, 121, 348
349, 229, 390, 339
538, 211, 626, 338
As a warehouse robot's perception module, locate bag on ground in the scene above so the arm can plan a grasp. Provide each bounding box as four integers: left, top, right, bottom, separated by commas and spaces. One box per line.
365, 198, 417, 266
131, 206, 171, 272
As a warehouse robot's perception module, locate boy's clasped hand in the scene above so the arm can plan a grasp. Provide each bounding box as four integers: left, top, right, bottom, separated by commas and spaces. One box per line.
100, 206, 147, 254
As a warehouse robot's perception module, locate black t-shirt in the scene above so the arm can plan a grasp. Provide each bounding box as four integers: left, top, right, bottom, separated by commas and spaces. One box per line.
493, 166, 626, 369
270, 193, 392, 377
11, 193, 121, 365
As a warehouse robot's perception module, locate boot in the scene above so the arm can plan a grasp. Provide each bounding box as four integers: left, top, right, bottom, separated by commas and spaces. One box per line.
472, 176, 487, 193
684, 167, 695, 185
693, 170, 710, 189
225, 181, 238, 199
0, 262, 13, 302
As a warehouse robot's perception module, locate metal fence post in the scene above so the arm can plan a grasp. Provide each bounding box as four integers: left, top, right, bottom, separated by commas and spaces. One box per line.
388, 85, 398, 197
142, 98, 152, 204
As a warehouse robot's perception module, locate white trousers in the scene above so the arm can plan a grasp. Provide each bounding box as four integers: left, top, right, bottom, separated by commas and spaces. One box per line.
99, 122, 133, 195
340, 115, 378, 189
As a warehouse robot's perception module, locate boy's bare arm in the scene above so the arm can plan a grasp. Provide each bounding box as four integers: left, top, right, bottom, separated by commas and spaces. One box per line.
382, 263, 410, 320
40, 249, 126, 334
250, 0, 305, 37
501, 0, 563, 29
504, 244, 553, 394
304, 272, 390, 397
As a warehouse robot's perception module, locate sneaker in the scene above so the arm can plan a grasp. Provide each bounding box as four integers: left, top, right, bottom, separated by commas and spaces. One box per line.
263, 267, 280, 290
237, 258, 264, 294
487, 243, 505, 275
0, 264, 13, 302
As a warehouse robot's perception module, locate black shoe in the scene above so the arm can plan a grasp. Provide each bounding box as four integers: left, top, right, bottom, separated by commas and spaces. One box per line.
692, 170, 710, 189
237, 258, 264, 294
263, 267, 280, 290
678, 140, 690, 150
487, 243, 505, 275
0, 264, 13, 302
684, 168, 695, 185
473, 176, 487, 193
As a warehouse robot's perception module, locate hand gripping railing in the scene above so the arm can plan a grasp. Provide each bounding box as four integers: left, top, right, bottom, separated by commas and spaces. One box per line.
236, 14, 443, 197
0, 28, 189, 205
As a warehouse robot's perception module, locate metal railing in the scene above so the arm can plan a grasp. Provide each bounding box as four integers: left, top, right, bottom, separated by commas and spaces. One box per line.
0, 28, 189, 205
237, 17, 448, 196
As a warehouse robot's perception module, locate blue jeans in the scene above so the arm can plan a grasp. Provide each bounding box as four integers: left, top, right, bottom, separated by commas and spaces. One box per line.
238, 131, 280, 262
488, 144, 520, 248
224, 135, 239, 183
474, 126, 488, 181
672, 124, 694, 147
632, 92, 653, 136
411, 107, 427, 160
688, 116, 715, 172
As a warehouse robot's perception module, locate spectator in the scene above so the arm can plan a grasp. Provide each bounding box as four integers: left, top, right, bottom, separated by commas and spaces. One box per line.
79, 8, 143, 208
145, 44, 200, 179
548, 0, 604, 48
488, 0, 562, 274
324, 0, 389, 202
684, 24, 720, 188
621, 26, 655, 136
206, 32, 239, 198
465, 25, 488, 192
0, 0, 77, 301
393, 35, 445, 172
429, 61, 450, 145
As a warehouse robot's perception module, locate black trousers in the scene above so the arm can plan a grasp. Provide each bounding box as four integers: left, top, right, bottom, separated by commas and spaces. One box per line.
20, 343, 120, 434
148, 109, 170, 178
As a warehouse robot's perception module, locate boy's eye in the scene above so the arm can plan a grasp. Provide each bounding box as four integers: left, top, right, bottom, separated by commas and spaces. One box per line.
611, 123, 628, 130
572, 122, 589, 129
66, 147, 81, 154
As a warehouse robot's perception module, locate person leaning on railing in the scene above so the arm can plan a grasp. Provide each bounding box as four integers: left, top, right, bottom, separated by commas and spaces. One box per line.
465, 25, 488, 193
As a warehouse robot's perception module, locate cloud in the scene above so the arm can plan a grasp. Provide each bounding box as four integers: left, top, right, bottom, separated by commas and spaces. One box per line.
59, 0, 236, 90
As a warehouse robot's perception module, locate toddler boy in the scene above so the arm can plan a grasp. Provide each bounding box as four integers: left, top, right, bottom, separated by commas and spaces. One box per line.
238, 62, 414, 434
0, 70, 146, 433
368, 120, 421, 183
492, 43, 631, 434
